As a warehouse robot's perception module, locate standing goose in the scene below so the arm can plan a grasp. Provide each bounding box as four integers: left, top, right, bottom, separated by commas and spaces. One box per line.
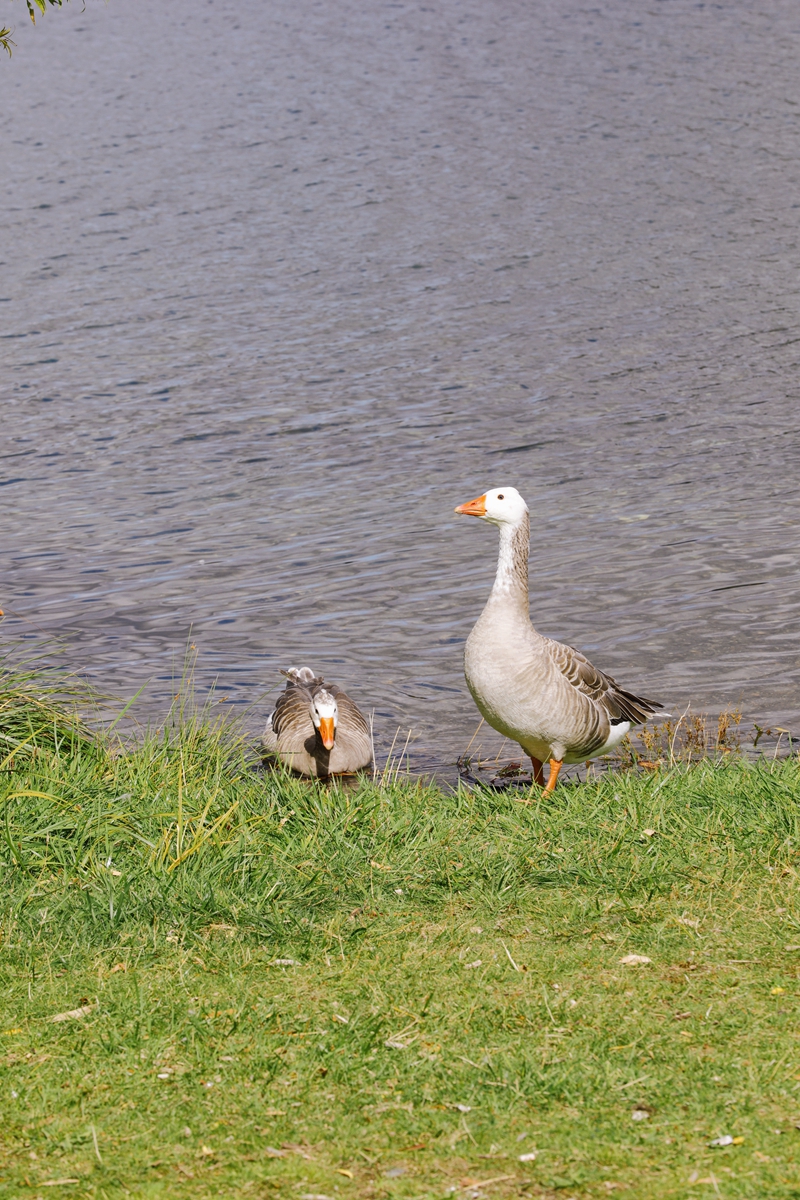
263, 666, 373, 778
455, 487, 663, 792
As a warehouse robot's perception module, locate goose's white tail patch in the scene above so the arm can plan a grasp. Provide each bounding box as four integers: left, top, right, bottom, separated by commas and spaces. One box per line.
594, 721, 631, 757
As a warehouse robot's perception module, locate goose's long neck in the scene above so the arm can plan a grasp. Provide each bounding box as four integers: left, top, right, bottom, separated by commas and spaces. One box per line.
489, 513, 530, 607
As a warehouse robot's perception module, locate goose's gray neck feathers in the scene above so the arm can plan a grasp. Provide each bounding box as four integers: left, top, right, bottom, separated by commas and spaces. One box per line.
490, 512, 530, 604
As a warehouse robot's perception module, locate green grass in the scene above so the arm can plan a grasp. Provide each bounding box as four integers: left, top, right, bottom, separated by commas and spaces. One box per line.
2, 669, 800, 1198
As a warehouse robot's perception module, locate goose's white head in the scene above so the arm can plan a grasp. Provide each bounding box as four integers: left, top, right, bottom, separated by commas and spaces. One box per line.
311, 688, 338, 750
455, 486, 528, 527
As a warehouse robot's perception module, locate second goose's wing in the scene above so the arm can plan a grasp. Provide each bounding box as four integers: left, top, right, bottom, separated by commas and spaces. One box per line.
271, 683, 314, 740
328, 685, 373, 767
328, 686, 371, 737
263, 709, 279, 751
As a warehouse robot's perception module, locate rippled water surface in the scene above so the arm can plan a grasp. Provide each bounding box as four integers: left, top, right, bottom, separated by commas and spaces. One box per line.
3, 0, 800, 773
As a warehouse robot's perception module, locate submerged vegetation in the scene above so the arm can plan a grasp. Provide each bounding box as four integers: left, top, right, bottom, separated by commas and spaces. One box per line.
1, 661, 800, 1197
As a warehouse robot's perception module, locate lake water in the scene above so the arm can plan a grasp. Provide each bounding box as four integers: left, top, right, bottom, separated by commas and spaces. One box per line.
3, 0, 800, 775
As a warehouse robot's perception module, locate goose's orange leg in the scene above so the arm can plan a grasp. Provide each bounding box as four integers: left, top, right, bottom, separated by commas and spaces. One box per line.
543, 758, 563, 794
529, 756, 545, 787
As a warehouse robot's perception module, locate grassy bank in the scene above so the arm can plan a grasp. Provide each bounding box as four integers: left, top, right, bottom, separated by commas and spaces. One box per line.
2, 672, 800, 1198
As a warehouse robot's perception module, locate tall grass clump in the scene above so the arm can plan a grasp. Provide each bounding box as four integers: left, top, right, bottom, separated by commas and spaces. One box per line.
0, 649, 99, 762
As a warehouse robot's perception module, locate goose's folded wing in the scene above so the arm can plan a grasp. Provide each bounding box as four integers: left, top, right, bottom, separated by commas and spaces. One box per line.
271, 685, 313, 739
329, 686, 372, 740
263, 709, 278, 750
545, 639, 662, 725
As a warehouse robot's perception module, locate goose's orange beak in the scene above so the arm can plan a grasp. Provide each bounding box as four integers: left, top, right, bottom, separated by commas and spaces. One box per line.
318, 717, 335, 751
455, 493, 487, 517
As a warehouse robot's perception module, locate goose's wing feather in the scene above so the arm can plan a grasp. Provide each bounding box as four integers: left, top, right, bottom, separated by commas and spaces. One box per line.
263, 708, 278, 751
271, 683, 314, 739
545, 638, 662, 725
328, 684, 371, 739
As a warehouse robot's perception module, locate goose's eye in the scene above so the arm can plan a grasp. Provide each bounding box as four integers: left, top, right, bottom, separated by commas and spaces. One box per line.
497, 493, 504, 500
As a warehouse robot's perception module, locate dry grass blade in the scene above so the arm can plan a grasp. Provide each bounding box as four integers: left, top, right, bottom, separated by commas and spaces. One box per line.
49, 1004, 96, 1023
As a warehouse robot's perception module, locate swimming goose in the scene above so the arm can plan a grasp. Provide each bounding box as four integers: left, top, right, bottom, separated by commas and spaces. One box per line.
455, 488, 662, 792
263, 666, 373, 777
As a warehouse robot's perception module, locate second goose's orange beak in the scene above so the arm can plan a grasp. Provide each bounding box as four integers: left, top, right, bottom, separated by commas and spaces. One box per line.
455, 493, 487, 517
318, 717, 335, 751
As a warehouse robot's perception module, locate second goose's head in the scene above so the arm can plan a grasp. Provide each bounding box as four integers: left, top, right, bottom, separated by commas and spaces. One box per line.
311, 688, 338, 750
455, 486, 528, 527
